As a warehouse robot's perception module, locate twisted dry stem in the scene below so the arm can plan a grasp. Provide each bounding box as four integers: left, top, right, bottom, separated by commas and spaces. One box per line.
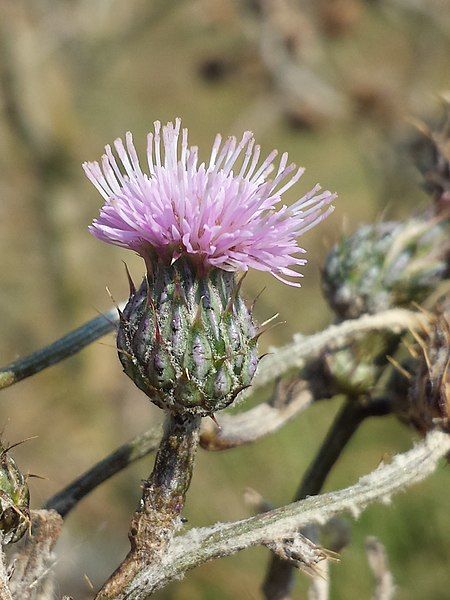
263, 397, 392, 599
100, 430, 450, 598
96, 413, 201, 599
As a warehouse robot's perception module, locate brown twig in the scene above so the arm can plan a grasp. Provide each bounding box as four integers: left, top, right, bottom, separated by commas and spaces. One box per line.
262, 397, 392, 600
95, 413, 201, 599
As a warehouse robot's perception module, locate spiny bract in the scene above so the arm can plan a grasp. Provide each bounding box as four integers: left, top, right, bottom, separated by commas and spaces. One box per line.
322, 218, 449, 319
117, 259, 258, 416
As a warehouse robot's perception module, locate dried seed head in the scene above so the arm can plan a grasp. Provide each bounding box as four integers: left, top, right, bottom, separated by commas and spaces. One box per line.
407, 311, 450, 435
0, 443, 30, 544
117, 258, 259, 416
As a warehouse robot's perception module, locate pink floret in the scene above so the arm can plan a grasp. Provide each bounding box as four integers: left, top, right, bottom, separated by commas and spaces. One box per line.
84, 119, 336, 286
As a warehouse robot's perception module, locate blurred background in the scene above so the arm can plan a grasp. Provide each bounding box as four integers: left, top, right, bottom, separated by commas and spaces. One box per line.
1, 0, 449, 598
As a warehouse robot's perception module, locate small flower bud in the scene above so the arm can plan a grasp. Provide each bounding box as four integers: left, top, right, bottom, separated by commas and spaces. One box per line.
117, 258, 258, 416
0, 443, 30, 544
322, 218, 449, 319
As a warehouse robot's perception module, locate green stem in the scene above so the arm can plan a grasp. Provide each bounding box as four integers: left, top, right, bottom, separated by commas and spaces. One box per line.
44, 425, 163, 518
0, 306, 122, 390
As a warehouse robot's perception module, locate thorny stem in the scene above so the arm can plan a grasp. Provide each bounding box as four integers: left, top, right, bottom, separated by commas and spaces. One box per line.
45, 380, 313, 518
0, 308, 425, 392
96, 413, 201, 600
263, 397, 392, 600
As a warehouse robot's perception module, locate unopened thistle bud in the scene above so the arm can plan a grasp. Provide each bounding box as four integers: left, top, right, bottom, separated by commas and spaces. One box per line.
84, 119, 336, 415
117, 259, 258, 415
0, 443, 30, 544
322, 218, 449, 320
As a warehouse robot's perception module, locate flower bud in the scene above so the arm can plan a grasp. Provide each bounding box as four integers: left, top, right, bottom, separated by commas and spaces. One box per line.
0, 444, 30, 544
117, 258, 259, 416
322, 218, 449, 319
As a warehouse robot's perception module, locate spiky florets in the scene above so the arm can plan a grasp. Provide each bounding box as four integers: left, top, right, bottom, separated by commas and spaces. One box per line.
322, 218, 449, 319
84, 119, 336, 286
0, 445, 30, 544
117, 258, 259, 416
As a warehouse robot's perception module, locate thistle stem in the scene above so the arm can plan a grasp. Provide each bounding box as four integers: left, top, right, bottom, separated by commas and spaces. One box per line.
96, 412, 201, 599
262, 397, 392, 600
0, 305, 123, 390
45, 380, 313, 518
44, 425, 163, 518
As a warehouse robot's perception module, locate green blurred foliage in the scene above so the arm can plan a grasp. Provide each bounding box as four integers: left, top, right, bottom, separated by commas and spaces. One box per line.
0, 0, 449, 597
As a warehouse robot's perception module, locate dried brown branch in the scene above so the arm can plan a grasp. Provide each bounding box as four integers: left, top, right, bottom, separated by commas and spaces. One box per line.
96, 414, 201, 599
8, 510, 63, 600
94, 429, 450, 598
365, 536, 396, 600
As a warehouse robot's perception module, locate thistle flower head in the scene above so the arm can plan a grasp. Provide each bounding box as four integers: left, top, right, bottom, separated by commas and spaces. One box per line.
84, 119, 336, 285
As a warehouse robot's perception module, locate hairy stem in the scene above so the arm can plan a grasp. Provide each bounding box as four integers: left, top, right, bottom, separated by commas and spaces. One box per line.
8, 510, 63, 600
96, 413, 201, 599
263, 398, 391, 600
104, 430, 450, 598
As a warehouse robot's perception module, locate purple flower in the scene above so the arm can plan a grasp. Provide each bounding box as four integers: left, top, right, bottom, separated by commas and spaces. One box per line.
84, 119, 336, 286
